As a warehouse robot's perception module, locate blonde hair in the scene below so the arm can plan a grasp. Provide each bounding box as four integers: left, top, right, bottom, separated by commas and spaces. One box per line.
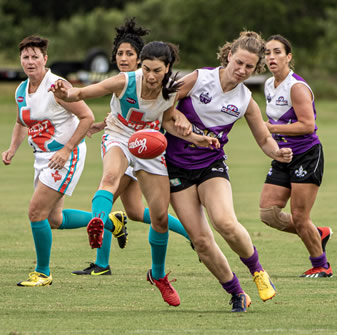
217, 31, 266, 74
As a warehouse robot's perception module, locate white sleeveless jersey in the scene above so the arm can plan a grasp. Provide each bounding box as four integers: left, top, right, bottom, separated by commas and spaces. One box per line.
105, 68, 177, 137
15, 69, 79, 153
264, 70, 320, 155
165, 66, 252, 169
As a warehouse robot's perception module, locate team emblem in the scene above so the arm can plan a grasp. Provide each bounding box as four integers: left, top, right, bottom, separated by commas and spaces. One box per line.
276, 96, 288, 106
221, 104, 239, 117
52, 170, 62, 182
295, 166, 307, 178
199, 92, 212, 104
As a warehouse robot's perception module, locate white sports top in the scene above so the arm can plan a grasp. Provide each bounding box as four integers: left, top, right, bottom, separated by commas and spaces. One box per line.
105, 68, 177, 137
16, 69, 79, 152
264, 70, 320, 155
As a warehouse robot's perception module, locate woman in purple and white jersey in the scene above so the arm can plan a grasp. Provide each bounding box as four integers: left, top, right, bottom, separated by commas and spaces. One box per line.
165, 31, 292, 312
260, 35, 332, 278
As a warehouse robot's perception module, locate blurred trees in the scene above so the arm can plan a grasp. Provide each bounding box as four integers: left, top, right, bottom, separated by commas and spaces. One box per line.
0, 0, 336, 96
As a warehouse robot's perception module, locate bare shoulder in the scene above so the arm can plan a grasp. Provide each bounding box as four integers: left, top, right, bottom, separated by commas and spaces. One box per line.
177, 70, 198, 99
291, 82, 312, 102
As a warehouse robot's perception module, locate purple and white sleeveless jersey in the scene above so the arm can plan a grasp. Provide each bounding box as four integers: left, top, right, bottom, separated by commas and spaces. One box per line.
165, 67, 251, 169
264, 70, 320, 155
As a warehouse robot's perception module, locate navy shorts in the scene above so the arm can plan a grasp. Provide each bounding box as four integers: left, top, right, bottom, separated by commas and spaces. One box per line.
167, 158, 230, 193
265, 143, 324, 188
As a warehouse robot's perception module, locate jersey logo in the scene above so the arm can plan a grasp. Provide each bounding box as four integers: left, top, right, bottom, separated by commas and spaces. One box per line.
17, 96, 24, 103
52, 170, 62, 182
221, 104, 239, 117
266, 94, 272, 103
21, 108, 56, 151
118, 112, 160, 131
126, 97, 136, 104
211, 167, 225, 172
274, 134, 288, 143
276, 96, 288, 106
199, 92, 212, 104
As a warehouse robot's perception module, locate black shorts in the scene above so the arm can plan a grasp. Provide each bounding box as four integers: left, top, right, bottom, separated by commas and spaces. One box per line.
265, 143, 324, 188
167, 158, 230, 193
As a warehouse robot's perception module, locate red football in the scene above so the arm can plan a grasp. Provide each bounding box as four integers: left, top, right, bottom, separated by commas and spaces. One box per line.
128, 129, 167, 159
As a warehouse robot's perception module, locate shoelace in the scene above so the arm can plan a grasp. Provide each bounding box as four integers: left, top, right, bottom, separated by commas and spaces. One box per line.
112, 213, 127, 235
254, 274, 269, 289
83, 263, 96, 271
229, 294, 244, 309
157, 272, 177, 291
28, 272, 45, 281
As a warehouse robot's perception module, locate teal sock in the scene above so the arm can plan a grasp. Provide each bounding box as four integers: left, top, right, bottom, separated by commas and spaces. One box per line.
149, 225, 168, 280
92, 190, 114, 231
143, 208, 151, 223
95, 229, 112, 268
31, 220, 52, 276
59, 209, 91, 229
143, 208, 189, 241
168, 213, 190, 240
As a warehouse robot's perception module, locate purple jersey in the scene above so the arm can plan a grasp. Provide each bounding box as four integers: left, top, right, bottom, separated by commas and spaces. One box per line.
264, 70, 320, 155
165, 67, 251, 169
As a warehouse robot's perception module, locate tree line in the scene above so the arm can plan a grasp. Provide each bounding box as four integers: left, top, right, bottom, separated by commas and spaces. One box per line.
0, 0, 336, 97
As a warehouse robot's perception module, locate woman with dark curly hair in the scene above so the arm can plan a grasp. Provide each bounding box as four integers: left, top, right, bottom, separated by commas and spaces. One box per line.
58, 18, 191, 278
50, 29, 218, 305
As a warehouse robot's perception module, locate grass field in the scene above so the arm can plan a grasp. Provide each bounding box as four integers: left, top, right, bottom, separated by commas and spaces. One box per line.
0, 82, 337, 335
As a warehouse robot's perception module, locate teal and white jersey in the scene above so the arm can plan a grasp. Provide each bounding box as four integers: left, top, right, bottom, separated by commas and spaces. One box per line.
15, 69, 79, 152
105, 68, 177, 137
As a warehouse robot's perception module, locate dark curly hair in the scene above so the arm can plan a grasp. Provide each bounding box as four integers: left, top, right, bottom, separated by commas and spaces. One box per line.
111, 17, 149, 65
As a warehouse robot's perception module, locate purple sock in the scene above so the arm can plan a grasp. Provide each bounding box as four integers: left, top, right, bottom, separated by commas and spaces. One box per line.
240, 246, 264, 275
221, 273, 243, 295
310, 252, 329, 269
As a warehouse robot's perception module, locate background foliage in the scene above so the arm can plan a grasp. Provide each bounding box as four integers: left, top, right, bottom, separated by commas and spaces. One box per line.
0, 0, 337, 98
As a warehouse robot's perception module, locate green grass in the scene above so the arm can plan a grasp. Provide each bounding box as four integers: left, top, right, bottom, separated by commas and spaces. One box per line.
1, 82, 337, 335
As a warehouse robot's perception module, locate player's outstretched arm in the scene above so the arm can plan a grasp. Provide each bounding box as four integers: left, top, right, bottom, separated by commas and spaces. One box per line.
49, 73, 126, 102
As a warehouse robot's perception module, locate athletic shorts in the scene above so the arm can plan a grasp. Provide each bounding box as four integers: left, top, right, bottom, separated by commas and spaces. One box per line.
33, 141, 87, 196
101, 133, 168, 177
167, 158, 229, 193
265, 143, 324, 188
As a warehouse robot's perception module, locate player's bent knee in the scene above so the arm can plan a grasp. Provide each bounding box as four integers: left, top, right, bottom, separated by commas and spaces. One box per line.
260, 206, 291, 231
